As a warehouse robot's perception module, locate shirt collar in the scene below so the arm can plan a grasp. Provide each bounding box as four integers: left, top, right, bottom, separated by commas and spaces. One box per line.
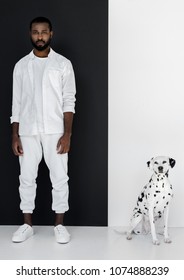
29, 47, 54, 59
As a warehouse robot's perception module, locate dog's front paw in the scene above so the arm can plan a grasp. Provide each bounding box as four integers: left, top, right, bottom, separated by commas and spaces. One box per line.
152, 239, 160, 245
164, 237, 172, 244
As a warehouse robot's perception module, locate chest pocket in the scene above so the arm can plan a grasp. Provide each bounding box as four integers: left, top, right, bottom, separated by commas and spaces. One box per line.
48, 69, 62, 90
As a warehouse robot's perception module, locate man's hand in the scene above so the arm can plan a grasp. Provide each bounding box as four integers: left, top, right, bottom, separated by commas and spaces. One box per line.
56, 133, 71, 154
12, 134, 24, 156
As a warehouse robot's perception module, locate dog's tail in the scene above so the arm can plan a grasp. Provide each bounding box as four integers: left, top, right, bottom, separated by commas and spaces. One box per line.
113, 229, 127, 235
114, 229, 134, 241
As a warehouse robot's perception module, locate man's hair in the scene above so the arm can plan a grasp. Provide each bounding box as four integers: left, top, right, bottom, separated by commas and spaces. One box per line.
30, 17, 52, 31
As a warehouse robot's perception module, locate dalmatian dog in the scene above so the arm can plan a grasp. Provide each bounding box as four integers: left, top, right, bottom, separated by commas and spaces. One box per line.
126, 156, 176, 245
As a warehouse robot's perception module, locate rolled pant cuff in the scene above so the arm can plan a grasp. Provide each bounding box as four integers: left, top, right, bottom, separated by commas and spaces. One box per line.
55, 208, 69, 214
22, 210, 33, 214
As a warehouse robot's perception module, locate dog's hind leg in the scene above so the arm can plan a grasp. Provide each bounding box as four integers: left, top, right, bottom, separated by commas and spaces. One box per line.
164, 207, 172, 243
126, 215, 143, 240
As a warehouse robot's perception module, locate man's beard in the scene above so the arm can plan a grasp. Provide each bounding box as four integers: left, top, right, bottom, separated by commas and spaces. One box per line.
31, 37, 52, 51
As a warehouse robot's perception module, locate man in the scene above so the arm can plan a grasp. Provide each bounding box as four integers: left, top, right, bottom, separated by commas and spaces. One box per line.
11, 17, 76, 243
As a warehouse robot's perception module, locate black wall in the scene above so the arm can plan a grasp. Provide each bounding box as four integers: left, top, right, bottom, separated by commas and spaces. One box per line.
0, 0, 108, 226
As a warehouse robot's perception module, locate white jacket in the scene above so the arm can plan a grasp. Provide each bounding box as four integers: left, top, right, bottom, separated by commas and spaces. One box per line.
10, 48, 76, 135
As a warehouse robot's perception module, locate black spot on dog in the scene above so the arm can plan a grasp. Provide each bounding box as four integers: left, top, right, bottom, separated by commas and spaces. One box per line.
168, 193, 171, 195
157, 178, 159, 182
154, 194, 156, 197
162, 183, 164, 188
156, 185, 158, 188
156, 191, 160, 193
166, 202, 169, 205
149, 178, 152, 183
156, 201, 159, 204
163, 196, 165, 199
138, 197, 143, 202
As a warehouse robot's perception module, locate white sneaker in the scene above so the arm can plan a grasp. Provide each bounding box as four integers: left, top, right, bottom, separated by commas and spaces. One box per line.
12, 224, 34, 243
54, 224, 70, 244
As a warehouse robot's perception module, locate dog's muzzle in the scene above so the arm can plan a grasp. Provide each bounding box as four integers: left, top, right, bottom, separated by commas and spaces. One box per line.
158, 166, 164, 173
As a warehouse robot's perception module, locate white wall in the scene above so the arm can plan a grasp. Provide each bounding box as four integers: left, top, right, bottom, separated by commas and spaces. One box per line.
109, 0, 184, 227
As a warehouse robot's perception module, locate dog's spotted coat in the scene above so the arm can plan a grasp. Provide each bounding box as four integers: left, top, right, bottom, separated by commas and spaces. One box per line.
126, 156, 175, 245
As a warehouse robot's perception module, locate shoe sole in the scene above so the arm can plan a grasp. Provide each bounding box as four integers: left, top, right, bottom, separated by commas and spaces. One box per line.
12, 231, 34, 243
55, 236, 70, 244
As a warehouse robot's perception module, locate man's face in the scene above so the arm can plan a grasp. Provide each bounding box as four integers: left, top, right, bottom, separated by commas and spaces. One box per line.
30, 22, 53, 51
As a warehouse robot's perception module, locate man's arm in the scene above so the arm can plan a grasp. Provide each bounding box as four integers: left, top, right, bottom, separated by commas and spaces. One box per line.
57, 112, 74, 154
10, 63, 22, 124
56, 60, 76, 154
12, 122, 23, 156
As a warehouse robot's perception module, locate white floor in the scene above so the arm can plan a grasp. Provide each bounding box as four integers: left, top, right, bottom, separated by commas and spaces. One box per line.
0, 226, 184, 260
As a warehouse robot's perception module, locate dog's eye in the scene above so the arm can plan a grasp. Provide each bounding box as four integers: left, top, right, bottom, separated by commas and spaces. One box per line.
154, 162, 158, 165
163, 161, 167, 164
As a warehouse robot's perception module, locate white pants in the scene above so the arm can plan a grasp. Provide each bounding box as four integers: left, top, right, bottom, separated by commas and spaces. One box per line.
19, 134, 69, 214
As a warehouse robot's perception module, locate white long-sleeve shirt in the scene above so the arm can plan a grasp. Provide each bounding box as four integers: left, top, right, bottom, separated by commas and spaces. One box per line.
10, 48, 76, 136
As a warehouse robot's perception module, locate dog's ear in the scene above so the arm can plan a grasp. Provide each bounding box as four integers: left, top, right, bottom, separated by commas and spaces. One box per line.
169, 158, 176, 168
147, 158, 154, 170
